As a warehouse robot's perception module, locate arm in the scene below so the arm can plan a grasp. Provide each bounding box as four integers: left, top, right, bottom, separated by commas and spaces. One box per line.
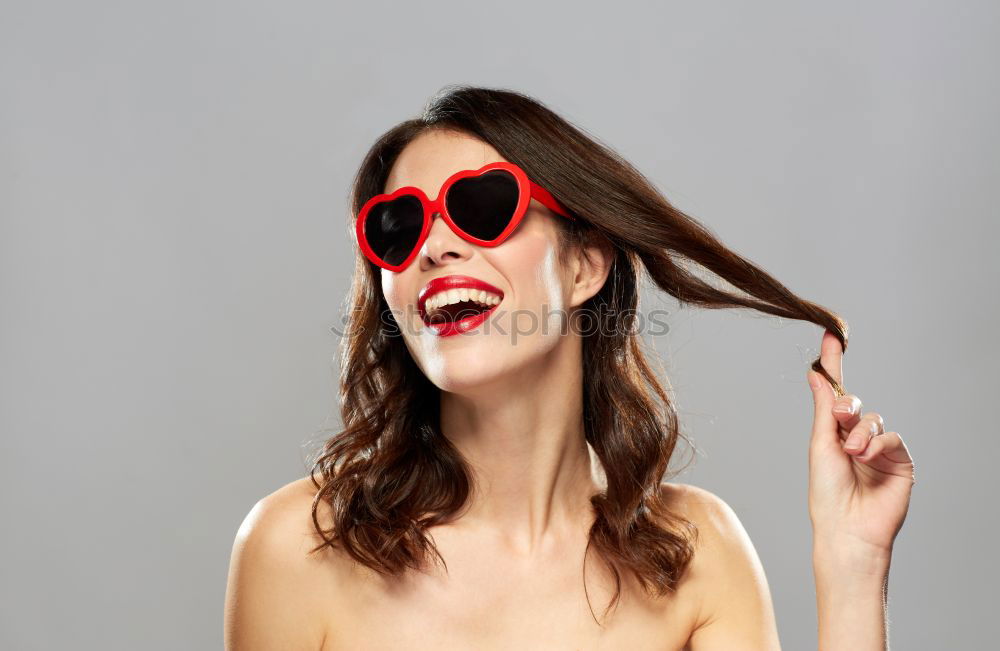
682, 485, 782, 651
805, 332, 916, 651
224, 481, 331, 651
813, 539, 892, 651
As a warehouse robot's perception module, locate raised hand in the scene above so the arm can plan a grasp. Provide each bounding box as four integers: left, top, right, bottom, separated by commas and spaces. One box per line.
806, 330, 916, 560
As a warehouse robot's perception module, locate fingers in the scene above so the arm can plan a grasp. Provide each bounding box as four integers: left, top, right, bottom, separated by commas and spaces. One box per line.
832, 394, 864, 438
854, 431, 917, 482
843, 412, 885, 455
819, 330, 845, 388
854, 429, 891, 461
807, 368, 840, 446
807, 330, 849, 448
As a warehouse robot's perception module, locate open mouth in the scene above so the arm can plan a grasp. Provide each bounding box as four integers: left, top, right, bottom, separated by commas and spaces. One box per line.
424, 299, 496, 325
418, 276, 504, 336
422, 300, 500, 336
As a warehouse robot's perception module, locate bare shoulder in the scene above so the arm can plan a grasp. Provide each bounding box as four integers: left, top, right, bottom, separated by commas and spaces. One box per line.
657, 481, 720, 515
245, 475, 327, 531
224, 476, 343, 650
659, 482, 781, 650
657, 481, 744, 530
233, 475, 334, 561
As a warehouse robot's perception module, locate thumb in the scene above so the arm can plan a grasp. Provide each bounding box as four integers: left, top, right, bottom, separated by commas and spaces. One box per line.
807, 368, 839, 447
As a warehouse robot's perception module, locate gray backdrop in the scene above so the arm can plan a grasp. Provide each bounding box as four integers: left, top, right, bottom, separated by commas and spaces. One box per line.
2, 1, 997, 649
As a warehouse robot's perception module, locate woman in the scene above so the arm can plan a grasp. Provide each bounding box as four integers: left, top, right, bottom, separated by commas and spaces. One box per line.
224, 86, 915, 650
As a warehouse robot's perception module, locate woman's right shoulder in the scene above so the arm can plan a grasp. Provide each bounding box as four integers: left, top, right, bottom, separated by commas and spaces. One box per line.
224, 476, 348, 649
249, 475, 325, 517
234, 475, 338, 559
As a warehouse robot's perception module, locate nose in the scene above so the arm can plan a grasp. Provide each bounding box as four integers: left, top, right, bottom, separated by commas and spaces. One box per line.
418, 212, 474, 270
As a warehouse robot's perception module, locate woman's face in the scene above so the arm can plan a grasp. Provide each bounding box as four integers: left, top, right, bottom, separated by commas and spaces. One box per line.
379, 129, 582, 394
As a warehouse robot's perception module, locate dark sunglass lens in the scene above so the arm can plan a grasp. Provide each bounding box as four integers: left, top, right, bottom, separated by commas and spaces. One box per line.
445, 169, 519, 241
364, 195, 424, 266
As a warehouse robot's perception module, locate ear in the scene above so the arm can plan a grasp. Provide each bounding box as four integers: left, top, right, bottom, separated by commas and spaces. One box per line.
569, 234, 615, 309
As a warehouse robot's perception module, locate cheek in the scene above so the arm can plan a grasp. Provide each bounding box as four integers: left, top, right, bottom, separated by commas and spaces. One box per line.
380, 270, 419, 328
530, 245, 568, 309
380, 270, 402, 312
498, 235, 570, 332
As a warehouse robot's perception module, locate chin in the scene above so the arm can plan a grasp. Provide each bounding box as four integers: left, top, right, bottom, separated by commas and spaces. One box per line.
425, 363, 509, 394
417, 335, 558, 395
416, 341, 506, 392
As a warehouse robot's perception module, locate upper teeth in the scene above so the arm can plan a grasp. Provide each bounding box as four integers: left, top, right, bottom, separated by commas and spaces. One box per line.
424, 288, 502, 312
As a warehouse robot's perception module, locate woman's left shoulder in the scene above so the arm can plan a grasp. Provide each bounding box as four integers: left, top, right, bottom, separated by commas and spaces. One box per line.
655, 482, 770, 593
657, 481, 728, 515
657, 482, 779, 647
657, 482, 755, 545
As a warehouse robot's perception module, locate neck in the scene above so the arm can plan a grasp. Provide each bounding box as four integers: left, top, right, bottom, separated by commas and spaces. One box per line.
438, 334, 603, 556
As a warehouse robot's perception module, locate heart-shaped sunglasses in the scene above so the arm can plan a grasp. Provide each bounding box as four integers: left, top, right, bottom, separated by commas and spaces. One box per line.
355, 161, 575, 272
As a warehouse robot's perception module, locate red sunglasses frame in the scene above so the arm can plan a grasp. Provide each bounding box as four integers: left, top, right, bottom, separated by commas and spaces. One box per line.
355, 161, 575, 272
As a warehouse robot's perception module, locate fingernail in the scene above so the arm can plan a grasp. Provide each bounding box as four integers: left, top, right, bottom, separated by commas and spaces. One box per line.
833, 402, 854, 415
845, 433, 864, 450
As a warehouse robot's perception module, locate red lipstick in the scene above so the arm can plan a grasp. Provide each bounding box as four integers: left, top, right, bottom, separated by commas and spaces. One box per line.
417, 274, 504, 337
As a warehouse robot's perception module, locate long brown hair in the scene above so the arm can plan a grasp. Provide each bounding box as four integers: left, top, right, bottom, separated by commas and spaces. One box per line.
308, 84, 848, 622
